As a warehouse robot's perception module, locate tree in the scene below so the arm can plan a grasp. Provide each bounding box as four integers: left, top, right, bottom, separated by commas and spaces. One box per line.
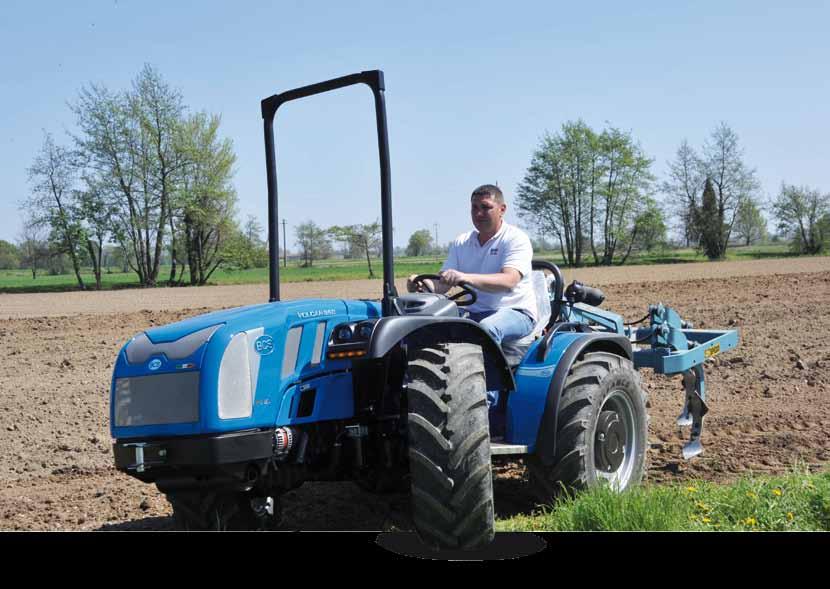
662, 140, 704, 246
733, 196, 767, 246
329, 222, 382, 277
0, 240, 20, 270
594, 126, 655, 265
16, 216, 49, 279
772, 184, 830, 254
696, 123, 760, 258
174, 112, 238, 285
72, 65, 186, 287
620, 198, 667, 261
406, 229, 433, 256
25, 132, 87, 289
295, 221, 331, 267
517, 123, 596, 267
517, 121, 655, 266
697, 177, 723, 259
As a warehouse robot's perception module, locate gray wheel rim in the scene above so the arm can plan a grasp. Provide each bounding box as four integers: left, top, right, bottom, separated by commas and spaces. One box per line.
595, 389, 641, 490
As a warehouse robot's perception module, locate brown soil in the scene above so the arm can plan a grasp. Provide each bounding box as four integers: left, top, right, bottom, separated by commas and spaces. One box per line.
0, 257, 828, 531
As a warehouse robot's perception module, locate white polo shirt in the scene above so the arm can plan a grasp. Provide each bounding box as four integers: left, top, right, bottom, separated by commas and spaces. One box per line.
441, 221, 537, 320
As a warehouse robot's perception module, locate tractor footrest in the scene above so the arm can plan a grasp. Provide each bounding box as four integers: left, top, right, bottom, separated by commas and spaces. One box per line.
491, 443, 529, 455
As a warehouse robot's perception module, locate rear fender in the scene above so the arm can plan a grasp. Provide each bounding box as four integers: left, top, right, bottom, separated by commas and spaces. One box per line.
367, 316, 515, 392
535, 333, 632, 466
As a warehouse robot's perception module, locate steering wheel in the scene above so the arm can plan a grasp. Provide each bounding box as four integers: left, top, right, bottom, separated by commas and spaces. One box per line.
411, 273, 477, 306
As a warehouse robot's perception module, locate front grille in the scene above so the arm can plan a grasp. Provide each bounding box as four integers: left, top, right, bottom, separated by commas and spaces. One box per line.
114, 372, 200, 427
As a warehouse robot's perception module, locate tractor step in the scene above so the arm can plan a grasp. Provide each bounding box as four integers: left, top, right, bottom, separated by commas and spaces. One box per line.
491, 442, 529, 455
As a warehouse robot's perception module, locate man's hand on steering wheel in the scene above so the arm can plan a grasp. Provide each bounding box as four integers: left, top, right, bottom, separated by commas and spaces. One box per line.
409, 273, 477, 306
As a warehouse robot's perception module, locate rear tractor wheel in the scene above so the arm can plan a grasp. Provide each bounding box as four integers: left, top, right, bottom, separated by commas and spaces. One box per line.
528, 351, 648, 501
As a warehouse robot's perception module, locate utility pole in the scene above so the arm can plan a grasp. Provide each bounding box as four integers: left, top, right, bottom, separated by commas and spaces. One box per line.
282, 219, 287, 267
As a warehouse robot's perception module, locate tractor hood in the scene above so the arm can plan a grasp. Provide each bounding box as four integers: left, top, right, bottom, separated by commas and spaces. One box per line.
110, 298, 381, 440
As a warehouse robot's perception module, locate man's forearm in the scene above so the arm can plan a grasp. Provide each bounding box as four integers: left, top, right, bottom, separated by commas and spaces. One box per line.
455, 272, 517, 293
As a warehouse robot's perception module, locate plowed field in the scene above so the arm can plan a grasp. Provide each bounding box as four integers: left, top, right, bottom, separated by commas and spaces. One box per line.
1, 257, 828, 530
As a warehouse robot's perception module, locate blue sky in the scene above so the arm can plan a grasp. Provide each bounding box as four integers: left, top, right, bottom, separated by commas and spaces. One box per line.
1, 0, 828, 249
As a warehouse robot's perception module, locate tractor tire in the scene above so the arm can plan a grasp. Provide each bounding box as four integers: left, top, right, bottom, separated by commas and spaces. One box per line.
166, 490, 277, 531
404, 342, 494, 550
528, 351, 648, 502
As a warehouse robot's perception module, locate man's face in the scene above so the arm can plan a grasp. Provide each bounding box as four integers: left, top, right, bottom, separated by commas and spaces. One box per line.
471, 194, 505, 234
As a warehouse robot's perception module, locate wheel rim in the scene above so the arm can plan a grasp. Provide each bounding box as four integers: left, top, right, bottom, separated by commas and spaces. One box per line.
594, 389, 640, 490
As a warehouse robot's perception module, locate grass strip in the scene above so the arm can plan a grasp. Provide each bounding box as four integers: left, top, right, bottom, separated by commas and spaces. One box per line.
497, 468, 830, 531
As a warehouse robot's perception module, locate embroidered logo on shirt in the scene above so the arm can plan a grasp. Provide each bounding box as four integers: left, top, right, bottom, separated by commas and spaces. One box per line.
489, 248, 498, 255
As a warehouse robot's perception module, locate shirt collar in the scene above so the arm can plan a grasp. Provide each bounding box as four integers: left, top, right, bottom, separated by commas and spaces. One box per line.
474, 221, 508, 247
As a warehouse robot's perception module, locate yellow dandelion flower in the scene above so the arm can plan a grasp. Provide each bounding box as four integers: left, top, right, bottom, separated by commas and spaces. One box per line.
686, 486, 697, 493
772, 489, 782, 496
744, 517, 757, 526
787, 512, 794, 521
702, 517, 712, 523
746, 491, 757, 499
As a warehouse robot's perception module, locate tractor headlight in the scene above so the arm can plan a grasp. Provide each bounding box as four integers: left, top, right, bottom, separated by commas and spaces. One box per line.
218, 332, 253, 419
327, 320, 376, 359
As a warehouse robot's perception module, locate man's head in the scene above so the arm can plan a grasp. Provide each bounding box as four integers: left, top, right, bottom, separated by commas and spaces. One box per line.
470, 184, 506, 236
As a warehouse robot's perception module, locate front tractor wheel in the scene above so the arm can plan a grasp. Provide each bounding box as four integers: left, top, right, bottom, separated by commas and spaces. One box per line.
529, 351, 648, 501
404, 342, 494, 550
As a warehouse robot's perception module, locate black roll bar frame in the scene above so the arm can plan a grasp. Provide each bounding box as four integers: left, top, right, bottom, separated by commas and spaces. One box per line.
261, 70, 397, 316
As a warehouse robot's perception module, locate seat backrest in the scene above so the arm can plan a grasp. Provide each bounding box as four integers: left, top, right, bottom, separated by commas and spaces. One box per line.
530, 270, 552, 338
500, 270, 552, 365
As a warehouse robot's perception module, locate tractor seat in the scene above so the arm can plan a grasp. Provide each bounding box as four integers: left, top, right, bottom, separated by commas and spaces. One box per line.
501, 270, 553, 366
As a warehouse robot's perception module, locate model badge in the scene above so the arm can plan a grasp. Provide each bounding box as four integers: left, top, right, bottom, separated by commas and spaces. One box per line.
148, 358, 162, 371
297, 309, 337, 319
254, 335, 275, 355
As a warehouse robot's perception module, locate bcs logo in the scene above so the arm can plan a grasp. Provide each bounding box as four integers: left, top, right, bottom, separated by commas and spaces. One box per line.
254, 335, 274, 356
148, 358, 162, 371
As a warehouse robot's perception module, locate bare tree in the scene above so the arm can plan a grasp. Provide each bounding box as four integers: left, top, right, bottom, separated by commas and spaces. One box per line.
697, 123, 760, 258
24, 132, 86, 289
16, 216, 49, 279
662, 140, 704, 247
329, 222, 381, 277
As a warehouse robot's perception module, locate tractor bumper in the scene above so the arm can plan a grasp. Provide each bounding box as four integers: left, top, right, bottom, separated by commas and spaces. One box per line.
113, 429, 274, 474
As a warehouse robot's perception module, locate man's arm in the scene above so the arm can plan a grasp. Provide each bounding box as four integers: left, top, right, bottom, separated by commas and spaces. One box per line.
440, 267, 521, 293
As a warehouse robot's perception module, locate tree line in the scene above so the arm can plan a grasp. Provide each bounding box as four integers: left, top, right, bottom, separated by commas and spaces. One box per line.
518, 120, 829, 265
17, 65, 267, 289
15, 69, 828, 286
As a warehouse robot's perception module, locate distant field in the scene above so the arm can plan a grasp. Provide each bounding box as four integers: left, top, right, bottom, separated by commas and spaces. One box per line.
0, 244, 812, 293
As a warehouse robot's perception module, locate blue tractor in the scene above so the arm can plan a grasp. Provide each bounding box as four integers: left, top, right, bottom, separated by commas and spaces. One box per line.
110, 71, 739, 548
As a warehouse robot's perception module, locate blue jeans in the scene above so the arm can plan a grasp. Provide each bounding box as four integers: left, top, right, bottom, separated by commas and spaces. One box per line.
466, 308, 534, 437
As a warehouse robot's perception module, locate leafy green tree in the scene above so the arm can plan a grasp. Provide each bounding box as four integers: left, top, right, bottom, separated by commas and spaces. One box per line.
517, 121, 655, 266
733, 196, 767, 246
620, 198, 667, 261
594, 126, 655, 265
329, 222, 382, 277
0, 240, 20, 270
772, 184, 829, 254
295, 221, 332, 267
72, 65, 187, 287
175, 112, 238, 285
406, 229, 433, 256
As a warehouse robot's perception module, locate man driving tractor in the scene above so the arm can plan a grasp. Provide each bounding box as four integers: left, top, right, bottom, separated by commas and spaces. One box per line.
407, 184, 537, 437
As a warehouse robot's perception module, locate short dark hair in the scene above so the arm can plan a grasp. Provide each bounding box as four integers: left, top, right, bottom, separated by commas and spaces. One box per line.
471, 184, 504, 204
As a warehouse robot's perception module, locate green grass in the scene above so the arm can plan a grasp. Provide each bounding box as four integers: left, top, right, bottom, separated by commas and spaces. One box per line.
0, 244, 820, 294
496, 467, 830, 531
